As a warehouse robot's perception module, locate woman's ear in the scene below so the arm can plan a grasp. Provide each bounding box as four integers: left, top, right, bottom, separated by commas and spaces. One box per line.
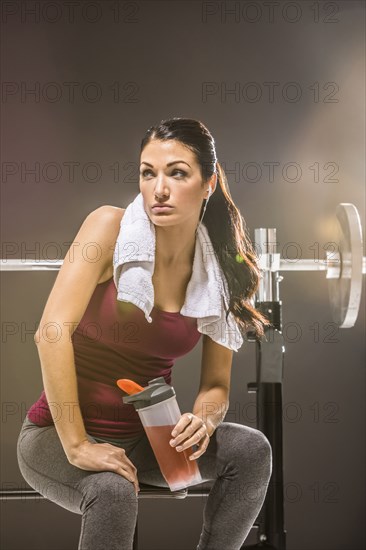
210, 172, 218, 195
204, 172, 217, 199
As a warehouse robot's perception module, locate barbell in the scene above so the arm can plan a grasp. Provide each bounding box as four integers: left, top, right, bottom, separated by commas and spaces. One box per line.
254, 203, 365, 328
1, 203, 365, 328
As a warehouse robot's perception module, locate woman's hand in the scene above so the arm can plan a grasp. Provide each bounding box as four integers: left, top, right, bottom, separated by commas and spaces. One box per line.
68, 440, 140, 495
169, 413, 210, 460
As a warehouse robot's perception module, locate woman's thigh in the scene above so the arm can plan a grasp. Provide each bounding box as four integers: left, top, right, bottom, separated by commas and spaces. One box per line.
16, 417, 135, 514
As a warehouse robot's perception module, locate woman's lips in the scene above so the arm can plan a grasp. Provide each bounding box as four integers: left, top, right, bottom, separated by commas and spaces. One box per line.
152, 205, 174, 212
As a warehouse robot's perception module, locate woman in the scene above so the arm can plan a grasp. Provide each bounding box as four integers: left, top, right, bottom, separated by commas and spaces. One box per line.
17, 118, 272, 550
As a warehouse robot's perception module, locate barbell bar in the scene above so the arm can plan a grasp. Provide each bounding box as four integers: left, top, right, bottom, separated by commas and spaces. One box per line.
1, 203, 364, 328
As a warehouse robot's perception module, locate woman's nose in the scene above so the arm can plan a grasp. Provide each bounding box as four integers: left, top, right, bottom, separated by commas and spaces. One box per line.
154, 176, 170, 196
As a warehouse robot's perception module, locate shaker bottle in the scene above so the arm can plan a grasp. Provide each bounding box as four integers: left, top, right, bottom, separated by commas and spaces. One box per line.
121, 376, 203, 492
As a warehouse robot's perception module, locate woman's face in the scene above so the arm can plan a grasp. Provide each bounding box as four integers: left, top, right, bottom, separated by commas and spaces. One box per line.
139, 139, 209, 228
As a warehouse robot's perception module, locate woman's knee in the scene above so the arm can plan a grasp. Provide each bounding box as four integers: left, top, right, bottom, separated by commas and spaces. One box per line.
219, 422, 272, 466
248, 427, 272, 459
250, 428, 272, 478
78, 471, 137, 512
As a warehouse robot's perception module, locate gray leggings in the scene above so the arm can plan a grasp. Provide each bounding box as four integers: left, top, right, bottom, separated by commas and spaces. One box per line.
17, 415, 272, 550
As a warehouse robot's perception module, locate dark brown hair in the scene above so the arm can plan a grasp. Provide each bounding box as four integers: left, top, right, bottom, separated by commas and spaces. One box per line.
140, 117, 271, 340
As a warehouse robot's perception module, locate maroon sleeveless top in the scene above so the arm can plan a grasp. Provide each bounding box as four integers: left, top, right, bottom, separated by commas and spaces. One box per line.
27, 277, 202, 438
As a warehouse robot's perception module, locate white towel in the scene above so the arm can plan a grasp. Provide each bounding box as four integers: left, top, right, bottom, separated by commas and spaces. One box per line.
113, 192, 243, 352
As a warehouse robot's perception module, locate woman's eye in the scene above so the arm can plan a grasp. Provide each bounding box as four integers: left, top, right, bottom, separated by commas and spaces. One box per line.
141, 169, 152, 177
140, 169, 186, 178
172, 169, 186, 177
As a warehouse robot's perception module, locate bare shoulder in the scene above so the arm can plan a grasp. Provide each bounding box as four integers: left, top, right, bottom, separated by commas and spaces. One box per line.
89, 205, 125, 249
34, 205, 127, 341
91, 205, 126, 283
94, 204, 125, 218
91, 205, 125, 229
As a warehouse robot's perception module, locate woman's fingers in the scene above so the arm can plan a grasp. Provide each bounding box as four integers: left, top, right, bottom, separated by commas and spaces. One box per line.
115, 465, 140, 495
170, 414, 202, 446
110, 447, 140, 494
184, 423, 208, 450
171, 412, 193, 438
189, 432, 210, 460
170, 418, 209, 453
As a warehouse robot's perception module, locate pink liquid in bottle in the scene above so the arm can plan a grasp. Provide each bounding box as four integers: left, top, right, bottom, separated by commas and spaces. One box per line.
144, 424, 202, 490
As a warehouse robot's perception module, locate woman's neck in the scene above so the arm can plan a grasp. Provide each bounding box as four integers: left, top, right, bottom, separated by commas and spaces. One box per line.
154, 224, 196, 269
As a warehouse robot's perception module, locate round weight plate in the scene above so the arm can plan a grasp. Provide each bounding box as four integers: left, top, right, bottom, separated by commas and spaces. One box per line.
327, 203, 363, 327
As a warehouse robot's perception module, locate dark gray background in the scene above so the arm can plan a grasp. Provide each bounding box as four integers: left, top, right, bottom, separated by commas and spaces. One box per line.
1, 1, 365, 549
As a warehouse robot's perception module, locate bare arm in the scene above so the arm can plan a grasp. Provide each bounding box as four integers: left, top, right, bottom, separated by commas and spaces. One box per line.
192, 385, 230, 437
35, 331, 89, 460
33, 206, 140, 494
168, 335, 233, 461
34, 206, 121, 456
192, 334, 233, 435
